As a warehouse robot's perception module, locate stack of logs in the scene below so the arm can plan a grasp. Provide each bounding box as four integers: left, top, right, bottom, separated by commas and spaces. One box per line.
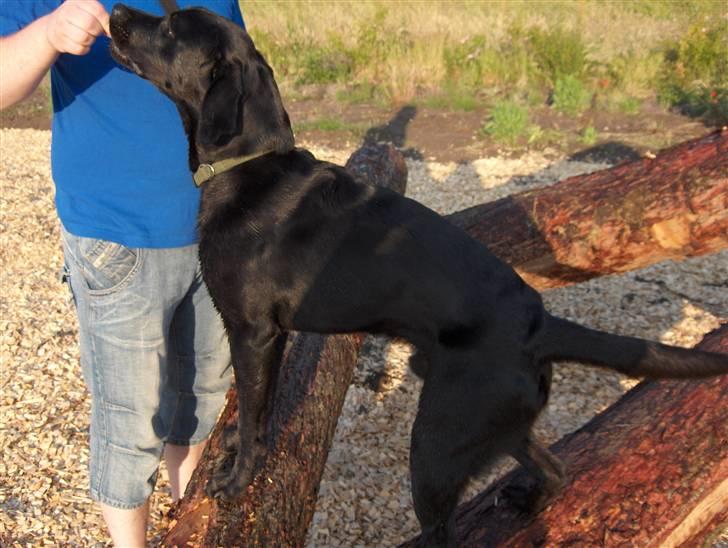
164, 130, 727, 546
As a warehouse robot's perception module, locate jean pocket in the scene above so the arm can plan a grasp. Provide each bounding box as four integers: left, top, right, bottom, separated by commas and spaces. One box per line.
75, 237, 142, 294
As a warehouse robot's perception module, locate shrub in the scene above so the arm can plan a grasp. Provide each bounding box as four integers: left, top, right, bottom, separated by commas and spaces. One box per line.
552, 75, 591, 115
617, 96, 642, 115
657, 22, 728, 124
351, 8, 397, 78
443, 35, 487, 91
581, 125, 598, 145
527, 26, 590, 84
297, 39, 353, 85
484, 100, 529, 145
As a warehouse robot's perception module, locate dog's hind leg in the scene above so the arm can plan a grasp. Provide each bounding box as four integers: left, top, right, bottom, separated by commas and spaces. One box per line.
410, 369, 512, 547
504, 435, 566, 513
207, 323, 285, 499
410, 415, 470, 548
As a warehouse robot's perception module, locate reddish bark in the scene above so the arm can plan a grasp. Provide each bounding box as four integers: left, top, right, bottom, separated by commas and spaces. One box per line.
447, 129, 728, 289
401, 325, 728, 547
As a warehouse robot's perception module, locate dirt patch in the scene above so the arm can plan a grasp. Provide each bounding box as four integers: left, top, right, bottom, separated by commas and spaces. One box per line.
285, 94, 711, 164
0, 85, 51, 131
1, 84, 713, 164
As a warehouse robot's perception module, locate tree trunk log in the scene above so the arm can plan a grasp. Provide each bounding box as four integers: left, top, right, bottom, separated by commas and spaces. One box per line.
165, 132, 727, 546
163, 144, 407, 546
400, 324, 728, 547
447, 129, 727, 289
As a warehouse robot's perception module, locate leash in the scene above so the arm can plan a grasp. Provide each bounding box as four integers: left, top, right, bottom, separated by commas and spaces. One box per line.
159, 0, 180, 14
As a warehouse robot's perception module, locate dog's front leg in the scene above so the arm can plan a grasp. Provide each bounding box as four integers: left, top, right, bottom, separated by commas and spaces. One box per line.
208, 324, 285, 499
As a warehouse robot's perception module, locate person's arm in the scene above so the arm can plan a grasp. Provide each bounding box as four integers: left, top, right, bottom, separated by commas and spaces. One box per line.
0, 0, 110, 110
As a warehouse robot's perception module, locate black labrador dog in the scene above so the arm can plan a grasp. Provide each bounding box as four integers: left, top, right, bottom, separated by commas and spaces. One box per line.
109, 6, 728, 546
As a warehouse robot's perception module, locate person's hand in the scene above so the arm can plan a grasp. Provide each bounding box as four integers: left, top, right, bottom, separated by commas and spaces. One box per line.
45, 0, 110, 55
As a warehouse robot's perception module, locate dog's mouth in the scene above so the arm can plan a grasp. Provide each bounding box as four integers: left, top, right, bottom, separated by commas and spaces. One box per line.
109, 42, 143, 76
108, 5, 148, 76
109, 19, 133, 67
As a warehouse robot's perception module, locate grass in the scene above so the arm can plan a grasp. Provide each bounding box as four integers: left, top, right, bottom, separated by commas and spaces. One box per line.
581, 125, 598, 146
241, 0, 727, 127
293, 117, 371, 136
552, 75, 591, 116
421, 85, 480, 112
8, 4, 725, 140
656, 21, 728, 124
483, 100, 529, 145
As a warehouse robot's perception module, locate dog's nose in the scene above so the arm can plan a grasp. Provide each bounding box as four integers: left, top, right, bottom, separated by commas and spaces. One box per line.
110, 4, 132, 25
109, 4, 133, 43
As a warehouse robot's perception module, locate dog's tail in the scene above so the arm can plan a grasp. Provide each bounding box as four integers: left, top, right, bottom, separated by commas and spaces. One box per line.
534, 314, 728, 379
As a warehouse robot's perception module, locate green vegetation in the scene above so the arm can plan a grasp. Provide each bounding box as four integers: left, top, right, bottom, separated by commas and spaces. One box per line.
9, 2, 726, 142
293, 117, 370, 136
552, 75, 591, 115
581, 124, 598, 146
526, 26, 590, 85
483, 100, 529, 145
242, 0, 727, 128
656, 21, 728, 124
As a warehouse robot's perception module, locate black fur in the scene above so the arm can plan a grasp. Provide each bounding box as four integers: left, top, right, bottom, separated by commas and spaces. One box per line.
109, 6, 728, 545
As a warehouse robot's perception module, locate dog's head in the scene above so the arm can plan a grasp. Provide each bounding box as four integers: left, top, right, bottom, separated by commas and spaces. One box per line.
109, 4, 294, 166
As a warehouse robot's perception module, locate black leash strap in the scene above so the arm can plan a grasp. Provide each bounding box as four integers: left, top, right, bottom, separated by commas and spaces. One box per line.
159, 0, 180, 14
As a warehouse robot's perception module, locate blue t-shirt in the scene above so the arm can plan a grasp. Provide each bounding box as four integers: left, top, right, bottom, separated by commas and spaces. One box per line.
1, 1, 245, 248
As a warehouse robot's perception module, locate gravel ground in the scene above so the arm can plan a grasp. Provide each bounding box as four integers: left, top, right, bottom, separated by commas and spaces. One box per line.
1, 128, 725, 546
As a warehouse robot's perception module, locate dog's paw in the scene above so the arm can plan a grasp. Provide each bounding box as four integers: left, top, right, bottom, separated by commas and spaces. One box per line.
206, 453, 255, 499
205, 440, 266, 500
220, 424, 240, 452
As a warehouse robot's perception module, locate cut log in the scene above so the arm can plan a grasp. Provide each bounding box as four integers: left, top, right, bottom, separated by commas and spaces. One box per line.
163, 144, 407, 546
164, 131, 728, 546
401, 324, 728, 547
447, 129, 727, 289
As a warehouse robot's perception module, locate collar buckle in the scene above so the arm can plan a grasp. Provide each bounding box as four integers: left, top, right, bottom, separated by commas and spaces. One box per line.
192, 149, 277, 187
194, 164, 215, 187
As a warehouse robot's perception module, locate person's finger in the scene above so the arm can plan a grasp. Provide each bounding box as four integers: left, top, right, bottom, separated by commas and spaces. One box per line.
65, 2, 107, 38
46, 0, 110, 54
76, 0, 111, 37
57, 27, 93, 54
62, 22, 95, 48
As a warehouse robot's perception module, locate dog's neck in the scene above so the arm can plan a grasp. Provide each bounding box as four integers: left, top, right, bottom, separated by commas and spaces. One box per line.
179, 109, 295, 174
192, 148, 276, 186
177, 114, 275, 176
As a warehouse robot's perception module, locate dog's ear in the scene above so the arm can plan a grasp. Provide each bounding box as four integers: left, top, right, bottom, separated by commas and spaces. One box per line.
198, 59, 245, 148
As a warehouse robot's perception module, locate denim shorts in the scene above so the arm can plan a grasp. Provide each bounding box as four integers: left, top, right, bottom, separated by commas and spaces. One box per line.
61, 226, 232, 509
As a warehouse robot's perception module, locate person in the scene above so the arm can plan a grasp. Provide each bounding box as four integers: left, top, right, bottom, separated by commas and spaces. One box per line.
0, 1, 244, 545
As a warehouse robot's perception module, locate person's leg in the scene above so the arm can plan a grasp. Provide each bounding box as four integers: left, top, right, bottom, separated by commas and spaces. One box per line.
61, 228, 200, 543
100, 501, 149, 548
164, 440, 207, 500
165, 256, 232, 500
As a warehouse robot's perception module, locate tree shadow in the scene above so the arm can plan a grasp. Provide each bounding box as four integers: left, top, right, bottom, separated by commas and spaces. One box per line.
567, 141, 642, 164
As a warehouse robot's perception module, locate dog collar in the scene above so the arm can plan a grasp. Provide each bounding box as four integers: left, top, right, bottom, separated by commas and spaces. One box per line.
193, 150, 273, 187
